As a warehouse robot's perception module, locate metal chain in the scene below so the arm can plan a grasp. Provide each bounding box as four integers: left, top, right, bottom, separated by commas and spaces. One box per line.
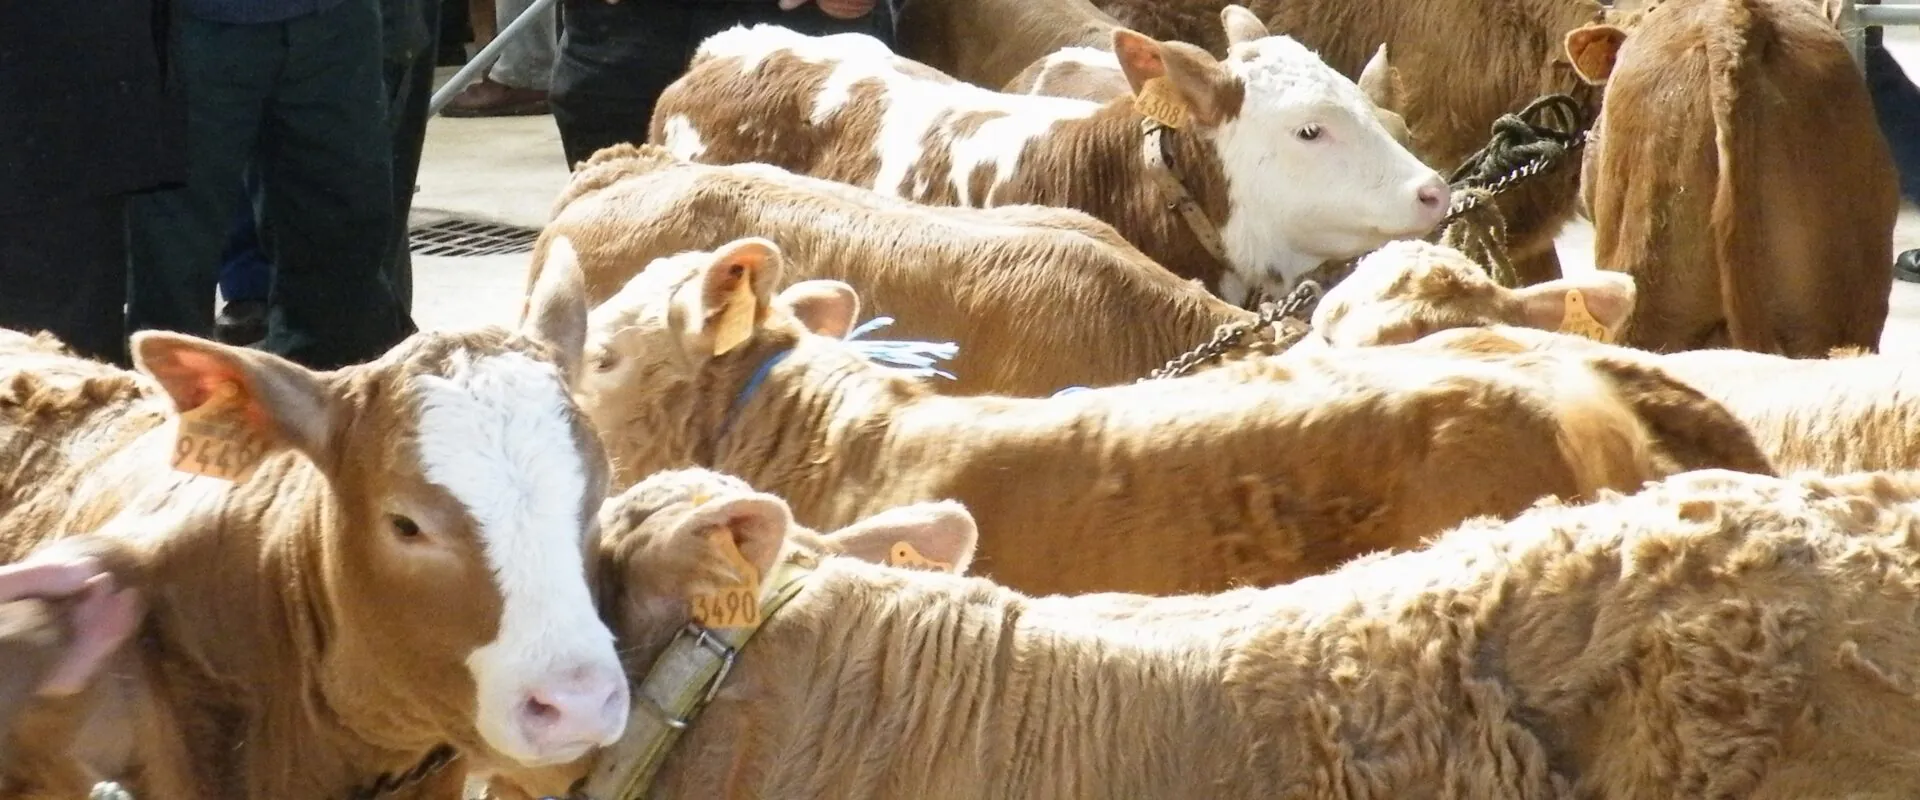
1140, 280, 1324, 382
349, 744, 460, 800
1439, 128, 1593, 226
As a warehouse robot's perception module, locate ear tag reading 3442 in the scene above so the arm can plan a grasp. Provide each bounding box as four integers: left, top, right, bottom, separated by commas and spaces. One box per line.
887, 541, 953, 573
1557, 289, 1615, 343
170, 382, 271, 483
691, 529, 761, 630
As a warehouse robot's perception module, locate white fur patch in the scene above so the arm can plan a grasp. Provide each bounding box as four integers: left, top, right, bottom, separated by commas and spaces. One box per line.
661, 115, 708, 161
700, 24, 1101, 205
412, 351, 622, 762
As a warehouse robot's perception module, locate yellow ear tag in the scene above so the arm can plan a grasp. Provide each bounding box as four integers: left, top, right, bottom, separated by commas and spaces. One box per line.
170, 382, 272, 483
1557, 289, 1615, 343
709, 273, 760, 356
886, 541, 954, 573
1136, 77, 1191, 130
691, 528, 761, 630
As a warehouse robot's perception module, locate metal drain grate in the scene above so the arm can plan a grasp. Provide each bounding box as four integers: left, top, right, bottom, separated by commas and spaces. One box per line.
409, 218, 541, 257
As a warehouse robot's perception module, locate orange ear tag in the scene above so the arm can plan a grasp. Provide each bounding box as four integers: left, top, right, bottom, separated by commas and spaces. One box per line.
1136, 77, 1191, 130
1557, 289, 1615, 343
170, 382, 272, 483
886, 541, 954, 573
709, 276, 760, 356
691, 529, 761, 630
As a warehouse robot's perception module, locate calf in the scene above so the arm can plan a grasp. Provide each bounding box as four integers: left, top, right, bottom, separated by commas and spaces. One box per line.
574, 237, 1772, 597
0, 256, 627, 796
516, 466, 1920, 797
529, 144, 1275, 397
1564, 0, 1896, 355
895, 0, 1127, 91
1087, 0, 1608, 287
649, 21, 1449, 307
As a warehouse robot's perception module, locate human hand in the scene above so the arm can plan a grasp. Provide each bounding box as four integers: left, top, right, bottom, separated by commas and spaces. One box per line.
777, 0, 878, 20
0, 557, 143, 697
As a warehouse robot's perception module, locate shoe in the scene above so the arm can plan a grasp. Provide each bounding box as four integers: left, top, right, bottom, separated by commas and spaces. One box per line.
1897, 249, 1920, 283
441, 78, 550, 118
215, 299, 268, 346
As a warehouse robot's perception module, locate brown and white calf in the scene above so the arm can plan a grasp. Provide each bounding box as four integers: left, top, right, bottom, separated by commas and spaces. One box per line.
1085, 0, 1608, 287
649, 21, 1449, 307
1564, 0, 1896, 355
0, 258, 627, 797
529, 144, 1275, 398
515, 466, 1920, 797
572, 237, 1772, 597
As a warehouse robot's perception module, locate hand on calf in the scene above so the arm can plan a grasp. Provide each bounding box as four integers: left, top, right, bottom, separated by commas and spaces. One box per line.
778, 0, 877, 20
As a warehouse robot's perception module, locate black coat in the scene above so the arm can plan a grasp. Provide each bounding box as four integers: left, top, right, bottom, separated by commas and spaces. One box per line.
0, 0, 187, 215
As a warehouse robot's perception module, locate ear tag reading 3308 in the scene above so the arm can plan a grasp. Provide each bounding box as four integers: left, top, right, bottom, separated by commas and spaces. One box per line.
170, 382, 271, 483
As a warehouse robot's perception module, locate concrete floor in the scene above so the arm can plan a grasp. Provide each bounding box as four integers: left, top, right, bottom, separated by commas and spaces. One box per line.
406, 28, 1920, 351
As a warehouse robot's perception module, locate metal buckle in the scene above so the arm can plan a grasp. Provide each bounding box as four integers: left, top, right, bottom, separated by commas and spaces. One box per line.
684, 622, 740, 705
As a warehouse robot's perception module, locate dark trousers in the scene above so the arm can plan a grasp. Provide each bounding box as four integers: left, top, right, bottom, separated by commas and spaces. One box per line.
551, 0, 896, 166
0, 198, 132, 366
219, 172, 272, 304
128, 0, 414, 371
1866, 36, 1920, 207
381, 0, 443, 311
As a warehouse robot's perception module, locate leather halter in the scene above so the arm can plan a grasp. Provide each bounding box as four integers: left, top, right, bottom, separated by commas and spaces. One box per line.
1139, 118, 1233, 274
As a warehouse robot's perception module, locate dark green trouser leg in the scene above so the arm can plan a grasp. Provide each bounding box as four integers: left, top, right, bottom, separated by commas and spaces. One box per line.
259, 0, 413, 369
127, 16, 278, 340
381, 0, 441, 312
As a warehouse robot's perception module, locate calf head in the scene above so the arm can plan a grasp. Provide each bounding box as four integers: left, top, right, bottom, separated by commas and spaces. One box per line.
1312, 240, 1637, 346
1112, 8, 1450, 290
128, 253, 628, 768
488, 468, 978, 799
574, 237, 861, 487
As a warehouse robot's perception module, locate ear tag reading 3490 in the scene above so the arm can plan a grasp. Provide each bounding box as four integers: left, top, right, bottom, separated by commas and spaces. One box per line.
170, 382, 271, 483
691, 529, 761, 630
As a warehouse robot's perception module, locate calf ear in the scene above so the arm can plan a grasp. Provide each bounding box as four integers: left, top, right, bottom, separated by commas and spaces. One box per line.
1220, 5, 1269, 47
690, 238, 785, 357
1113, 30, 1241, 128
1564, 25, 1628, 84
1357, 43, 1401, 111
774, 280, 860, 338
132, 333, 340, 462
1512, 271, 1637, 339
825, 501, 978, 575
523, 235, 590, 383
671, 492, 794, 593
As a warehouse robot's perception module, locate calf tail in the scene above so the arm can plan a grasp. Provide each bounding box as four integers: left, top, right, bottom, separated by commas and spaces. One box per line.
1707, 0, 1781, 353
1588, 355, 1777, 476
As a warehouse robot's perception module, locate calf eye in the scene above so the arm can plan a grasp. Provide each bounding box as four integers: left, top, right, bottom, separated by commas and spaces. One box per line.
592, 350, 619, 373
1295, 124, 1323, 142
389, 514, 424, 540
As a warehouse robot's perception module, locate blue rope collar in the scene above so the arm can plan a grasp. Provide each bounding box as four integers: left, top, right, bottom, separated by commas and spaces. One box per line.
713, 317, 959, 443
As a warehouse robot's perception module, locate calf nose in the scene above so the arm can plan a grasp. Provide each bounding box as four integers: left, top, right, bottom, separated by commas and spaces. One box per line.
516, 664, 630, 758
1414, 175, 1451, 224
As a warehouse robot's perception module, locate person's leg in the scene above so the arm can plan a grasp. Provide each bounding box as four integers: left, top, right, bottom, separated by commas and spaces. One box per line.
127, 15, 275, 342
381, 0, 443, 312
549, 0, 691, 166
215, 172, 273, 345
260, 0, 413, 369
0, 197, 132, 365
444, 0, 556, 116
1864, 30, 1920, 281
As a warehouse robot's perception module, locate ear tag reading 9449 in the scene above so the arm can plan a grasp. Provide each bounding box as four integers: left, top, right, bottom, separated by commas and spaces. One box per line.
1557, 289, 1614, 343
171, 382, 271, 483
691, 528, 761, 630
